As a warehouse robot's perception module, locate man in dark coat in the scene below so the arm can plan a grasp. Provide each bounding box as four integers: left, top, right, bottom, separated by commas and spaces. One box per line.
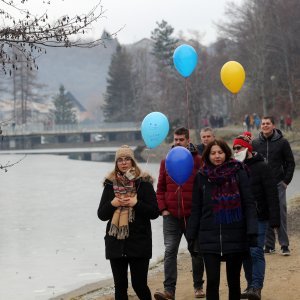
252, 116, 295, 256
196, 127, 215, 155
233, 132, 280, 300
154, 127, 205, 300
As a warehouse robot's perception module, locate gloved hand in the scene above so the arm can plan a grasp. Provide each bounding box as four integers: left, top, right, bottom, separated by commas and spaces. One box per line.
247, 234, 258, 248
187, 239, 198, 257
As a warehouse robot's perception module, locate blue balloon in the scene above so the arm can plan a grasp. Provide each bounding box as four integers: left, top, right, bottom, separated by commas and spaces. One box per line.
165, 146, 194, 185
173, 44, 198, 78
141, 112, 169, 149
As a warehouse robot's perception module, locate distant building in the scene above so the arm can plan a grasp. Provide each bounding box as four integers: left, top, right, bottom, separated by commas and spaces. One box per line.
64, 91, 93, 122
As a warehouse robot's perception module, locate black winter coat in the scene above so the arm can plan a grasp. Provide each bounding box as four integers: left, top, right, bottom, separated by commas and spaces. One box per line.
187, 168, 257, 256
244, 153, 280, 227
252, 129, 295, 185
196, 143, 205, 155
98, 177, 159, 260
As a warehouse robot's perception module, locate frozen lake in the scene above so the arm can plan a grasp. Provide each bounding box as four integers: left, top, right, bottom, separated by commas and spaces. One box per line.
0, 154, 164, 300
0, 154, 299, 300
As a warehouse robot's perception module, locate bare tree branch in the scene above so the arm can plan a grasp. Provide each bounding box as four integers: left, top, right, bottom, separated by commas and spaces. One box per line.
0, 0, 120, 74
0, 155, 26, 172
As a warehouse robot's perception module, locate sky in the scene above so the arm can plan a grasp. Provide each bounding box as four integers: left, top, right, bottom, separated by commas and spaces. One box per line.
10, 0, 243, 45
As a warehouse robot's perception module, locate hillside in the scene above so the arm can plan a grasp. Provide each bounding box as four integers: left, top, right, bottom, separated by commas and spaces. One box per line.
36, 36, 118, 107
35, 36, 154, 110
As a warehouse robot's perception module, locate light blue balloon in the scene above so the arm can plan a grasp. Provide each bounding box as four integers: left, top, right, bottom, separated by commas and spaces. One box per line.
173, 44, 198, 78
141, 112, 169, 149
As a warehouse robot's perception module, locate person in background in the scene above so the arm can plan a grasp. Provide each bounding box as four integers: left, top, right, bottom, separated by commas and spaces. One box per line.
254, 114, 261, 130
154, 127, 205, 300
197, 127, 215, 155
187, 139, 258, 300
249, 114, 255, 131
285, 115, 292, 131
97, 145, 159, 300
279, 116, 285, 131
252, 116, 295, 255
244, 114, 251, 132
233, 132, 280, 300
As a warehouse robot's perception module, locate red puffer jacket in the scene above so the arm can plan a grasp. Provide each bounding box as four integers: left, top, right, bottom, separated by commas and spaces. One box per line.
156, 145, 202, 218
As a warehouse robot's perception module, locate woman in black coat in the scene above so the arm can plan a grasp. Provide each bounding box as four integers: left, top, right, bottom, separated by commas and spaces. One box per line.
98, 145, 159, 300
187, 140, 258, 300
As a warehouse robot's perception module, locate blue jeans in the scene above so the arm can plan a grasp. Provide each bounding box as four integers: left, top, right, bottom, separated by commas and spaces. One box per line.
243, 220, 267, 289
163, 214, 204, 293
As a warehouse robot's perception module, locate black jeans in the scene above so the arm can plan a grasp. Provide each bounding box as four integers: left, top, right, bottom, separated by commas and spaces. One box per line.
110, 257, 151, 300
203, 253, 244, 300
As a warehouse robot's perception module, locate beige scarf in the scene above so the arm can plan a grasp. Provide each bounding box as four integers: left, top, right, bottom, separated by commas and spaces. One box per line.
108, 169, 136, 239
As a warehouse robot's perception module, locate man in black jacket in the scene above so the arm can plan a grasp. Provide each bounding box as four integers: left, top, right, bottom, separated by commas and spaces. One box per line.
196, 127, 215, 155
252, 116, 295, 256
233, 132, 280, 300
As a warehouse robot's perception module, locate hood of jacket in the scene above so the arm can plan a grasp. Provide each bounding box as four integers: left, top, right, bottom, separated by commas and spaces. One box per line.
259, 128, 283, 142
171, 142, 198, 155
104, 171, 154, 186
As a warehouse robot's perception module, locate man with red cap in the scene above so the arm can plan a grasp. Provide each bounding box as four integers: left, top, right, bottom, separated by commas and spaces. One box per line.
232, 132, 280, 300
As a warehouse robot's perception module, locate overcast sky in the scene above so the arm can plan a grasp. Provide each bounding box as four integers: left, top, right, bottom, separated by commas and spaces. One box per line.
12, 0, 243, 45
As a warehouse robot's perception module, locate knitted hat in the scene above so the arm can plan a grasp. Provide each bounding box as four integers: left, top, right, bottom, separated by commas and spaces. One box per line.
233, 131, 253, 153
115, 145, 135, 162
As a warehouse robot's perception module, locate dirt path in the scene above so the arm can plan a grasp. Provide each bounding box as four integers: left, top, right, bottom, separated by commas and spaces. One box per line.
54, 197, 300, 300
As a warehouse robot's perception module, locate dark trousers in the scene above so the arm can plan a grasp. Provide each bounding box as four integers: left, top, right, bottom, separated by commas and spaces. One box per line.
203, 253, 244, 300
163, 215, 205, 293
110, 257, 152, 300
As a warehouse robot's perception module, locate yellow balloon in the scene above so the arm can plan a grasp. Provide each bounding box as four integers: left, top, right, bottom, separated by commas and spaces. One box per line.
220, 61, 246, 94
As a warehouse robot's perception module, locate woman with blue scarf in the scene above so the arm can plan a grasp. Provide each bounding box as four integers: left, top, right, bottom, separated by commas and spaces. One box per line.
187, 139, 258, 300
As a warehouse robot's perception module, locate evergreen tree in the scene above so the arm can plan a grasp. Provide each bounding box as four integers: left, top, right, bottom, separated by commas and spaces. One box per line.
151, 20, 178, 69
150, 20, 182, 123
52, 85, 77, 125
103, 45, 134, 122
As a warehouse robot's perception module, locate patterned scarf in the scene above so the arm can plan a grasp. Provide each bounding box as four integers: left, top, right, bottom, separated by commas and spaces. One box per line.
108, 169, 136, 239
201, 159, 244, 224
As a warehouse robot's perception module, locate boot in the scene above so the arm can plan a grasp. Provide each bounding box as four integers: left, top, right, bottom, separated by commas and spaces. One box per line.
240, 288, 250, 299
154, 290, 175, 300
248, 287, 261, 300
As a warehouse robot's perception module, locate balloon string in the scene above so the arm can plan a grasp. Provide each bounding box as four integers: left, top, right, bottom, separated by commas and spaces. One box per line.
180, 186, 187, 228
175, 185, 186, 228
145, 148, 150, 168
185, 78, 190, 131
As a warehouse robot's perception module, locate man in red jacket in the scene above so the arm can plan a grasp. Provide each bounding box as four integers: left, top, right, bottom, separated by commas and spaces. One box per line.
154, 127, 205, 300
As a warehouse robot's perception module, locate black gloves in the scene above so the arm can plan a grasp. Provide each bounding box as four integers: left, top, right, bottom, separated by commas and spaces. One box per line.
247, 234, 258, 248
187, 239, 198, 257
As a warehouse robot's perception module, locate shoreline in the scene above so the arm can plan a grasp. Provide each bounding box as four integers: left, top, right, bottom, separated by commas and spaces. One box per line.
50, 255, 167, 300
53, 196, 300, 300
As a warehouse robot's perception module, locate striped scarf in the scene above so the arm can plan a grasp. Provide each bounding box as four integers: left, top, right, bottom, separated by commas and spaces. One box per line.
108, 170, 136, 239
202, 159, 244, 224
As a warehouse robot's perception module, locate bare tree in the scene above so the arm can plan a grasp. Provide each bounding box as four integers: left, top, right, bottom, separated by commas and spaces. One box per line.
0, 0, 118, 74
218, 0, 300, 117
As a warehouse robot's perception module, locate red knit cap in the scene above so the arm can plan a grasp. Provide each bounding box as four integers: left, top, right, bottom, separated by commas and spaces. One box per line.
233, 131, 253, 153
